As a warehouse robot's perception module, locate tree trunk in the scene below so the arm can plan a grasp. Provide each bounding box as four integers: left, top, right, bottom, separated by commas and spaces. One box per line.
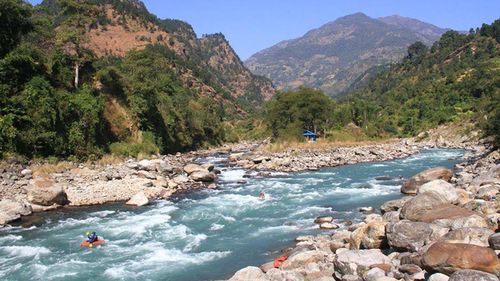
74, 61, 80, 89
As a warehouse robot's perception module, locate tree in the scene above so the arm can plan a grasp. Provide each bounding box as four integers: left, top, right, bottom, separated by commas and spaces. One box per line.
0, 0, 33, 58
406, 41, 428, 61
56, 0, 97, 89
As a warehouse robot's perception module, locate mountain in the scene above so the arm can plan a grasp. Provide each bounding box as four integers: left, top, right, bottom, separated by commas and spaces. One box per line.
40, 0, 275, 105
245, 13, 449, 97
0, 0, 275, 159
378, 15, 449, 39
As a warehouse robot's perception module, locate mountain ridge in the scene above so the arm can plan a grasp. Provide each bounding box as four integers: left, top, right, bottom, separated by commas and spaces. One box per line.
245, 12, 450, 98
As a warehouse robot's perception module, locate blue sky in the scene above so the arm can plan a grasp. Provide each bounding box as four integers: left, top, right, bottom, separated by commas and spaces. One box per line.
28, 0, 499, 60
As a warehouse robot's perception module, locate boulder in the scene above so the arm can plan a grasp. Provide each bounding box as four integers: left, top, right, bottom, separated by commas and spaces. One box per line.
0, 200, 32, 225
381, 197, 411, 214
228, 266, 267, 281
448, 214, 489, 230
190, 171, 216, 182
201, 163, 215, 172
428, 273, 450, 281
259, 261, 274, 273
488, 233, 500, 250
334, 249, 391, 277
28, 177, 68, 206
126, 192, 149, 207
449, 270, 499, 281
320, 222, 339, 230
422, 242, 500, 276
21, 169, 32, 177
365, 267, 386, 281
401, 167, 453, 195
385, 220, 432, 252
418, 204, 476, 223
183, 164, 204, 175
400, 193, 447, 221
137, 159, 155, 171
439, 227, 493, 247
382, 211, 400, 223
475, 185, 499, 201
315, 216, 334, 224
342, 275, 363, 281
357, 221, 387, 249
281, 250, 326, 270
418, 180, 458, 204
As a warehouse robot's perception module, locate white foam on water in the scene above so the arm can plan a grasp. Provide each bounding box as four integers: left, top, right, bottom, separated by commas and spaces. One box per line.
1, 245, 51, 257
372, 163, 388, 167
221, 215, 236, 222
290, 206, 332, 217
91, 210, 116, 217
252, 225, 299, 237
219, 169, 246, 182
183, 233, 207, 252
209, 223, 224, 231
0, 234, 23, 244
104, 266, 130, 280
49, 216, 102, 230
270, 172, 289, 176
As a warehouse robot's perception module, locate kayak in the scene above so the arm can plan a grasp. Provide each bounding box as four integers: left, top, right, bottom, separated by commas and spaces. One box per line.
80, 240, 105, 247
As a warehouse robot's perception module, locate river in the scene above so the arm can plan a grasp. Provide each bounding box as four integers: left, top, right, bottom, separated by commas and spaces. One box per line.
0, 149, 464, 281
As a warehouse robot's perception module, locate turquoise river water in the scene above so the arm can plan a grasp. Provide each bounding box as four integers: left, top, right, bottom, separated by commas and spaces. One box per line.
0, 149, 464, 281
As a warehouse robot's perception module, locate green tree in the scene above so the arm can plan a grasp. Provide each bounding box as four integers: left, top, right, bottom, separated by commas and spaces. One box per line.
56, 0, 97, 89
0, 0, 33, 58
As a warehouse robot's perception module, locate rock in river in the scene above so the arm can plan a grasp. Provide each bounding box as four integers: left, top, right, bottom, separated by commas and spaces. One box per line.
27, 177, 68, 206
0, 200, 32, 226
190, 171, 216, 182
126, 192, 149, 207
401, 167, 453, 195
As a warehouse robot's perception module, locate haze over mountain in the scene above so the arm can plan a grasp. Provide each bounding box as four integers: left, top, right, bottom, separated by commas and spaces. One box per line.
245, 12, 450, 97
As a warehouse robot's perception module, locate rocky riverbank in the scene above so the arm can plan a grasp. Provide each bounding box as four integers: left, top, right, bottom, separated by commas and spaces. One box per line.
228, 146, 500, 281
0, 142, 259, 226
229, 135, 486, 173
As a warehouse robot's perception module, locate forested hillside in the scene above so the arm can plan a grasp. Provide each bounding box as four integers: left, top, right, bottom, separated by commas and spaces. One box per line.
0, 0, 274, 160
265, 20, 500, 146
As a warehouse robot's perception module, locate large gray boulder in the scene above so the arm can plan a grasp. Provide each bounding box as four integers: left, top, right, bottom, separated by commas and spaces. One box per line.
400, 193, 447, 221
439, 227, 493, 247
401, 167, 453, 195
418, 180, 458, 204
0, 200, 32, 225
190, 171, 216, 182
281, 250, 327, 270
228, 266, 267, 281
183, 164, 204, 175
334, 249, 391, 277
126, 192, 149, 207
449, 270, 499, 281
28, 177, 68, 206
385, 220, 432, 252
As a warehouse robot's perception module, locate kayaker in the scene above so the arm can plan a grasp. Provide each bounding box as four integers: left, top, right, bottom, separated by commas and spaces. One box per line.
259, 192, 266, 200
86, 232, 98, 243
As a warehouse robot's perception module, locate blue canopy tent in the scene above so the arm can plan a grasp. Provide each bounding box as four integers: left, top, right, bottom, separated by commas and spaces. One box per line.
303, 130, 318, 142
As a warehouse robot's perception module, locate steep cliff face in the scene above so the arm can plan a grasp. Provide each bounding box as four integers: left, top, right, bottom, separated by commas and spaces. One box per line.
245, 13, 448, 98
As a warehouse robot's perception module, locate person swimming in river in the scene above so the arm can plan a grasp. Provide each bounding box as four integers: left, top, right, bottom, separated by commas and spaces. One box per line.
86, 232, 99, 243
